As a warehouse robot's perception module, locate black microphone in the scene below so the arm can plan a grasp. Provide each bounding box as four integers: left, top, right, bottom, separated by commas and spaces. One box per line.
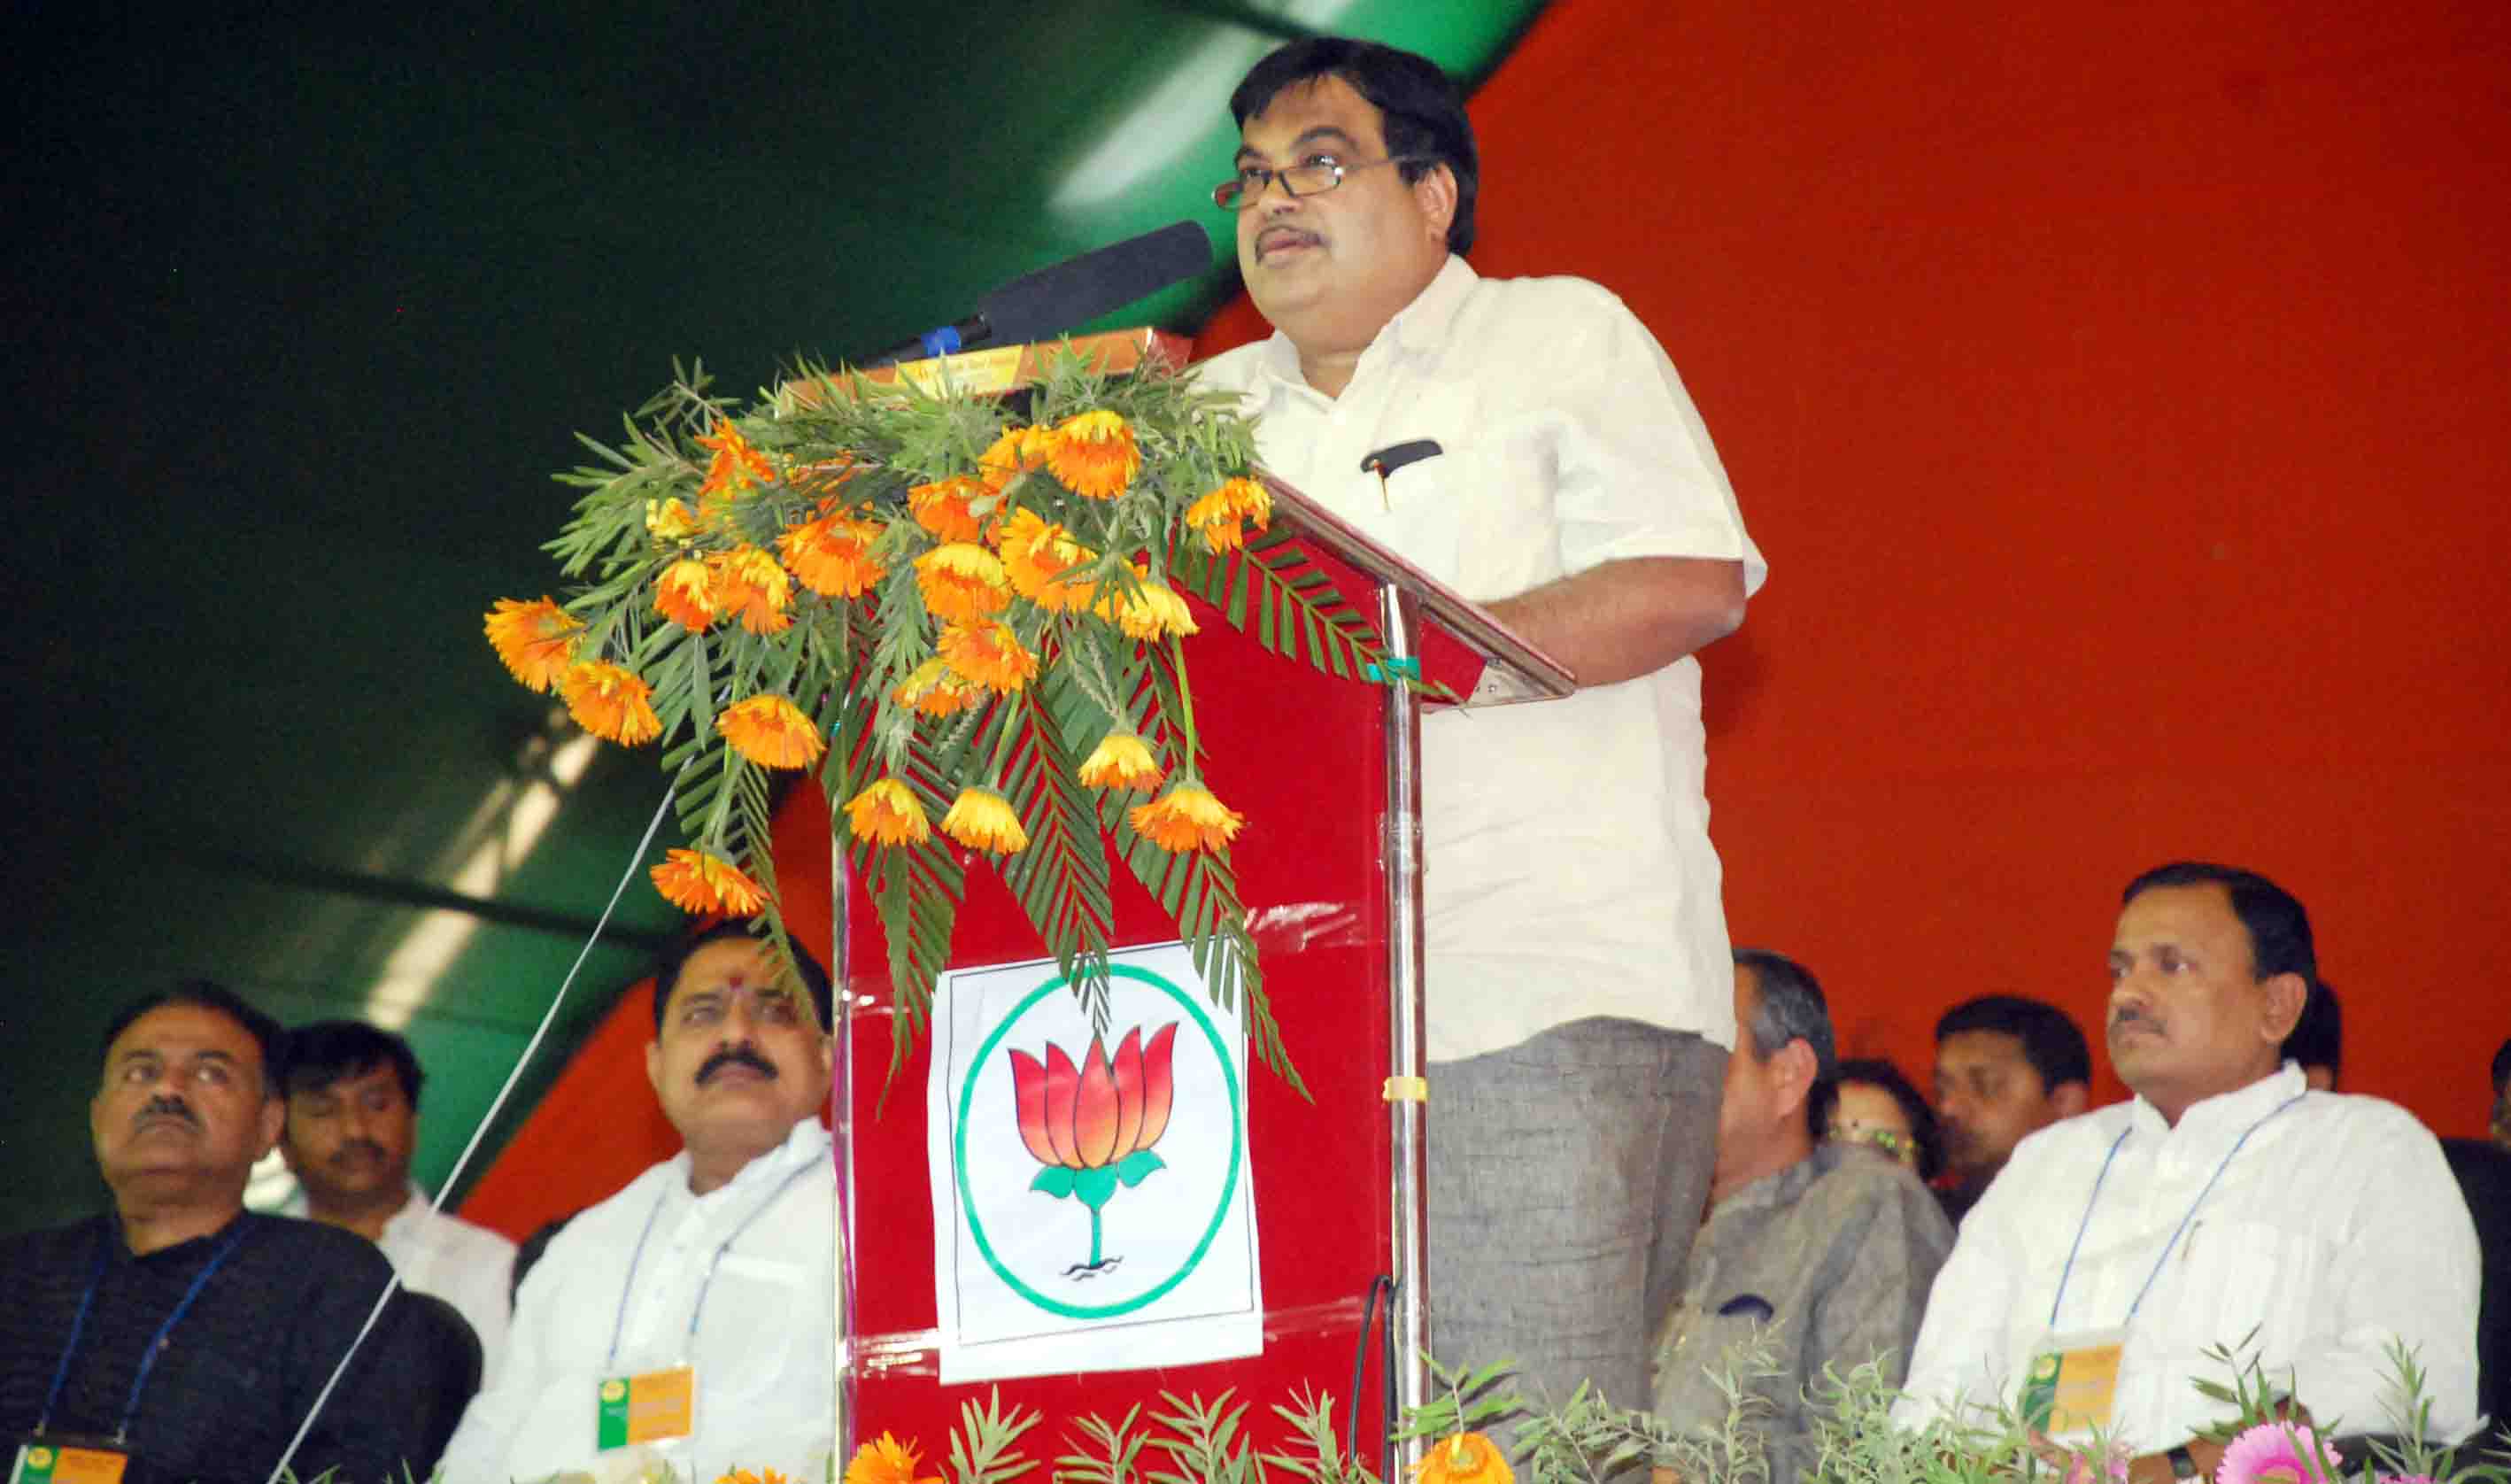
866, 220, 1212, 366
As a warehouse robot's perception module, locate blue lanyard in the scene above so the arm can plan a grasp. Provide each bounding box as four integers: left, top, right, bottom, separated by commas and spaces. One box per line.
2048, 1091, 2306, 1329
41, 1218, 252, 1441
605, 1157, 817, 1369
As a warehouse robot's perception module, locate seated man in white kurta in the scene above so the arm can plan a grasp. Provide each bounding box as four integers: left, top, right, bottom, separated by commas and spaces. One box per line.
437, 924, 835, 1484
1896, 862, 2480, 1479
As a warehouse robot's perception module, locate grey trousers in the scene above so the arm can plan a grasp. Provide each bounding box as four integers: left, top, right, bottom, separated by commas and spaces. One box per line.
1425, 1017, 1725, 1414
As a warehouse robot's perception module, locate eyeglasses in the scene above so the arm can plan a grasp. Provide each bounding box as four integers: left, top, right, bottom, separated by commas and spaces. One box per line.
1211, 155, 1433, 213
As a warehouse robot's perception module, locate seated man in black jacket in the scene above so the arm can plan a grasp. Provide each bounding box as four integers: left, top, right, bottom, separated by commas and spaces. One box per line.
1, 980, 465, 1484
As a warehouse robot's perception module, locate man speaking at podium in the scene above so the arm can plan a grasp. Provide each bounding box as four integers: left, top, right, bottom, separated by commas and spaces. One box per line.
1196, 39, 1765, 1410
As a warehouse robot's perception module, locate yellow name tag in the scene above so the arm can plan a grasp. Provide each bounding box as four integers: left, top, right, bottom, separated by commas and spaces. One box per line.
596, 1366, 697, 1450
12, 1444, 128, 1484
2021, 1330, 2124, 1435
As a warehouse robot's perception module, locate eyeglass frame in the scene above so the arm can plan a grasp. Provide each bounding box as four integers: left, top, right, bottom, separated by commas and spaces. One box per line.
1210, 153, 1438, 213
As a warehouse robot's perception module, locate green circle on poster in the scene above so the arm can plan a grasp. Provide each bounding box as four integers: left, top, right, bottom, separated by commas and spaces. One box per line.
954, 962, 1243, 1320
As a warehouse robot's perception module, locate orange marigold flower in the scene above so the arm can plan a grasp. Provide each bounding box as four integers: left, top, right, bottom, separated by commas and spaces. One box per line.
892, 657, 979, 718
484, 597, 583, 694
914, 543, 1012, 623
779, 511, 886, 599
1047, 409, 1140, 499
940, 785, 1029, 854
997, 508, 1099, 612
977, 424, 1053, 495
1092, 566, 1198, 641
908, 475, 989, 543
696, 416, 776, 502
560, 661, 663, 745
1129, 779, 1245, 852
843, 777, 931, 847
845, 1434, 942, 1484
1078, 731, 1163, 792
716, 694, 824, 769
645, 497, 701, 543
650, 847, 767, 916
1185, 475, 1274, 553
938, 618, 1039, 694
710, 545, 793, 635
654, 558, 716, 631
1411, 1434, 1511, 1484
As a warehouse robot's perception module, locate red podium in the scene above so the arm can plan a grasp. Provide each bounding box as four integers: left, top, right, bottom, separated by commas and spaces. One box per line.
830, 379, 1572, 1474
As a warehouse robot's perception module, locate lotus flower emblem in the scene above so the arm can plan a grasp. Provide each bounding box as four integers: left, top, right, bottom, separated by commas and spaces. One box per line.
1008, 1023, 1178, 1275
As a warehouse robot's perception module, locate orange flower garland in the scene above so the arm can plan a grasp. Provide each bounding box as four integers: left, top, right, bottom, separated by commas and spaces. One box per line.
997, 508, 1097, 612
844, 1434, 941, 1484
1128, 780, 1244, 852
892, 657, 979, 718
645, 497, 700, 542
938, 618, 1039, 693
716, 695, 824, 769
696, 417, 776, 501
710, 545, 793, 635
654, 558, 716, 631
908, 476, 988, 543
1077, 731, 1163, 792
484, 597, 583, 693
1412, 1434, 1511, 1484
560, 661, 662, 745
1185, 475, 1274, 553
977, 424, 1053, 494
914, 544, 1012, 622
844, 777, 931, 847
940, 786, 1029, 854
779, 510, 885, 599
1046, 410, 1140, 499
650, 848, 768, 916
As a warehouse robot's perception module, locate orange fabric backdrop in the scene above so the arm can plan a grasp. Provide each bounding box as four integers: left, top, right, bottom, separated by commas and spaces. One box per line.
466, 0, 2511, 1235
1202, 0, 2511, 1134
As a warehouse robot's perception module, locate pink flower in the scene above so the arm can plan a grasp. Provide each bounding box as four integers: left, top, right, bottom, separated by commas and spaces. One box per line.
2216, 1423, 2336, 1484
2064, 1443, 2130, 1484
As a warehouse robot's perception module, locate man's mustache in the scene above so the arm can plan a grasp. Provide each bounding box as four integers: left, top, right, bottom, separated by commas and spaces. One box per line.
134, 1094, 199, 1131
330, 1140, 390, 1167
697, 1045, 777, 1086
2110, 1002, 2160, 1033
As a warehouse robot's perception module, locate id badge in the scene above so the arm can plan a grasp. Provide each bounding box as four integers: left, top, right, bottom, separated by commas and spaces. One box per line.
12, 1441, 129, 1484
2020, 1328, 2126, 1436
596, 1365, 697, 1451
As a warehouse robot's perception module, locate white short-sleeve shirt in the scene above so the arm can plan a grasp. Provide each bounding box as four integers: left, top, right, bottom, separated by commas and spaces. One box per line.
1196, 256, 1766, 1061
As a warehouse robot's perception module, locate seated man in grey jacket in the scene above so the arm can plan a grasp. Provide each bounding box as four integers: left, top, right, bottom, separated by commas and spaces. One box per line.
1653, 950, 1956, 1483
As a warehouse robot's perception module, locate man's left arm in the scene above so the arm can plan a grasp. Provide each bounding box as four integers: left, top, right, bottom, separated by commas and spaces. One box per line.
2105, 1116, 2482, 1484
2269, 1115, 2481, 1441
1485, 556, 1747, 689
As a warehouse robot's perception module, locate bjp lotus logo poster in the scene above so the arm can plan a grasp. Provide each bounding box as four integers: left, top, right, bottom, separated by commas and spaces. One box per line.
927, 942, 1261, 1382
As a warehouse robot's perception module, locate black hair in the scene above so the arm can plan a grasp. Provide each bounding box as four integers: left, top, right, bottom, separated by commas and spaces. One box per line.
651, 920, 833, 1034
100, 979, 285, 1098
1230, 36, 1480, 255
1732, 947, 1838, 1081
2490, 1037, 2511, 1098
2121, 861, 2316, 983
1806, 1056, 1946, 1184
282, 1019, 426, 1109
1935, 994, 2093, 1093
2281, 979, 2342, 1079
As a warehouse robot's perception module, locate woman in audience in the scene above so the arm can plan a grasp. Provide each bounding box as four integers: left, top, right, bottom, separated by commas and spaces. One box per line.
1809, 1057, 1944, 1183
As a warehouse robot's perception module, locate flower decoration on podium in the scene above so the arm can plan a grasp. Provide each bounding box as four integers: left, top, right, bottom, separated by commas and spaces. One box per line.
489, 346, 1417, 1086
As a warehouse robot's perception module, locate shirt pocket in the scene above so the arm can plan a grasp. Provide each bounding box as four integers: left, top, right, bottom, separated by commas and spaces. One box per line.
695, 1253, 828, 1401
2177, 1217, 2322, 1356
